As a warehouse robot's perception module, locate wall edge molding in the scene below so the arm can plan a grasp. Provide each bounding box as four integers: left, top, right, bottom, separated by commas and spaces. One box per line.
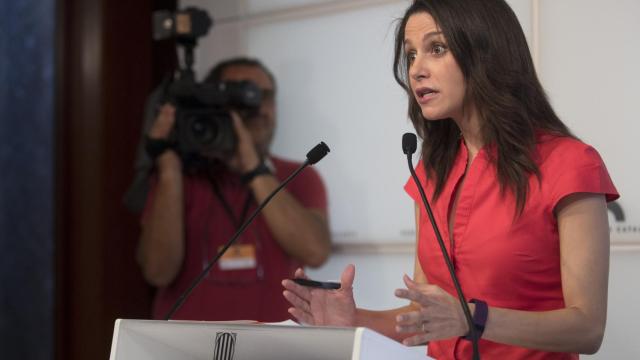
333, 239, 640, 254
216, 0, 407, 27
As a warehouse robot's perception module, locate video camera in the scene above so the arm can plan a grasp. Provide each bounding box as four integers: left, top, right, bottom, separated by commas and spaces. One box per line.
153, 7, 262, 162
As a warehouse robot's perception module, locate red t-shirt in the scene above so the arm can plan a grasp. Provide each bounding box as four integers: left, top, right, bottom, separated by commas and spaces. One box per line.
144, 156, 328, 322
404, 134, 618, 359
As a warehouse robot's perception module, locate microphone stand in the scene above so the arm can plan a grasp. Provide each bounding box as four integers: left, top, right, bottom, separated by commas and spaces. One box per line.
403, 133, 480, 360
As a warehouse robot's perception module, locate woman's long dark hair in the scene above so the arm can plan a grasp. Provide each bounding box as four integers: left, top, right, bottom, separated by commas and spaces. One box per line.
394, 0, 573, 214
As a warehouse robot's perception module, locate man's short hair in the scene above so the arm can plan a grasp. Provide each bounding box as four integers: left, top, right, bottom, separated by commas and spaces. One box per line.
204, 57, 277, 92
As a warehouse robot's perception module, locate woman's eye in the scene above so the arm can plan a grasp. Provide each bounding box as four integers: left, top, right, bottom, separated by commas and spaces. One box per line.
431, 43, 447, 55
406, 51, 417, 63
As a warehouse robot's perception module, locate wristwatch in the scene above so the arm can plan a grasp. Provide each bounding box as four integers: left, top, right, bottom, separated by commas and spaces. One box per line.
241, 161, 272, 184
462, 298, 488, 341
145, 136, 175, 160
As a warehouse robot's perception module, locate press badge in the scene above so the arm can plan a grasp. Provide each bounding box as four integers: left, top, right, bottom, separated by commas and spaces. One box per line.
218, 244, 257, 270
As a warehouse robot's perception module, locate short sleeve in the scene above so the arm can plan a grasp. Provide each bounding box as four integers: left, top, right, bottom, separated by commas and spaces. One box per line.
279, 160, 328, 214
294, 165, 328, 211
547, 143, 619, 210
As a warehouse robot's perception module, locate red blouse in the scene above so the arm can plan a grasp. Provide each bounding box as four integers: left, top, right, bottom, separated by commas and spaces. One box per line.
404, 134, 618, 360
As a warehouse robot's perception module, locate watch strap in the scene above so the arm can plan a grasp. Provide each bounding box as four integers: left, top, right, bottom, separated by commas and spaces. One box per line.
463, 298, 488, 341
241, 161, 272, 184
145, 136, 175, 160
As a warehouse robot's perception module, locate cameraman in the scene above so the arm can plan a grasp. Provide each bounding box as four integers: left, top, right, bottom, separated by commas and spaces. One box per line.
138, 58, 331, 321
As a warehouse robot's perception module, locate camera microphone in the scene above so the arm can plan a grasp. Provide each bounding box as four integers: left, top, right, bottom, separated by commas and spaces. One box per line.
164, 141, 331, 320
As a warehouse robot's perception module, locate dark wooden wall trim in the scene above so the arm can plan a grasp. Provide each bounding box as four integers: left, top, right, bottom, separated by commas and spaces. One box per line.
55, 1, 176, 359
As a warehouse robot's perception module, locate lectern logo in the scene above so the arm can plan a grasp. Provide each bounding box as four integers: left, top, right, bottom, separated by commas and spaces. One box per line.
213, 332, 236, 360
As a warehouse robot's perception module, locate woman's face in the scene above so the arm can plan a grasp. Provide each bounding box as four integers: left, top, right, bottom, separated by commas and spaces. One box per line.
404, 12, 467, 121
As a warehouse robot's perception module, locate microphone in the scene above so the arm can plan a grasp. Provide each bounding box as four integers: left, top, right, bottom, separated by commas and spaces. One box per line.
306, 141, 330, 165
402, 133, 480, 360
164, 141, 331, 320
402, 132, 417, 155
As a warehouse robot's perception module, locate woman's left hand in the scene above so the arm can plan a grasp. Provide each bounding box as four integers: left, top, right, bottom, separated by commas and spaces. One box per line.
394, 275, 470, 346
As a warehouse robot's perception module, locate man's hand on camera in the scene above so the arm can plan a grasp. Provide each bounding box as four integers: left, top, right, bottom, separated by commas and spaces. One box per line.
149, 104, 181, 172
226, 111, 261, 174
149, 104, 176, 139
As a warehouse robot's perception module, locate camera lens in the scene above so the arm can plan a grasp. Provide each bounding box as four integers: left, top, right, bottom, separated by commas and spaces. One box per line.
176, 108, 236, 161
189, 115, 217, 145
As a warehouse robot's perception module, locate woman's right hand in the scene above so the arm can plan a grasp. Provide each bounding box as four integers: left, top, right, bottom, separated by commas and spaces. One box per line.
282, 264, 357, 327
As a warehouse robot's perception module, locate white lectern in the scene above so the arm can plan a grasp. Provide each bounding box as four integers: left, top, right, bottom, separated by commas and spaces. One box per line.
109, 319, 431, 360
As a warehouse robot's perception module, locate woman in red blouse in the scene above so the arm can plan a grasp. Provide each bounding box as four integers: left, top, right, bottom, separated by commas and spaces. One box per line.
282, 0, 617, 358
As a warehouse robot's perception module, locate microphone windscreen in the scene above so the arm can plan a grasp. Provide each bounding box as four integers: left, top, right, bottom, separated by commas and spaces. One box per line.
402, 133, 417, 155
306, 142, 330, 165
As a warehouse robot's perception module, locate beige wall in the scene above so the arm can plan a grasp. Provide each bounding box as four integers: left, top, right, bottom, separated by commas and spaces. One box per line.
181, 0, 640, 358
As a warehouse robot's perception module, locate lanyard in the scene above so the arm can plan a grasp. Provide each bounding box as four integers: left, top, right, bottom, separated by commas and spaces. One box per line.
200, 173, 265, 281
208, 174, 253, 230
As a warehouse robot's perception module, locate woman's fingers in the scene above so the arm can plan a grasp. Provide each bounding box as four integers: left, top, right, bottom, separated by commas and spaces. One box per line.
402, 333, 430, 346
403, 274, 433, 293
341, 264, 356, 289
396, 279, 444, 308
283, 266, 358, 327
395, 309, 423, 326
294, 267, 307, 279
396, 309, 432, 345
282, 283, 316, 325
282, 290, 311, 314
403, 274, 415, 287
395, 287, 429, 305
288, 307, 315, 326
396, 322, 425, 334
281, 279, 312, 302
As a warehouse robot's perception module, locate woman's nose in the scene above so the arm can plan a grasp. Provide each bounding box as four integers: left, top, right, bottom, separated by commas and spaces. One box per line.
410, 57, 430, 82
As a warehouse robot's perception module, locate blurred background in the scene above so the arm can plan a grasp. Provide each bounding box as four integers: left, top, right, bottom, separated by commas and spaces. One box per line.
1, 0, 638, 359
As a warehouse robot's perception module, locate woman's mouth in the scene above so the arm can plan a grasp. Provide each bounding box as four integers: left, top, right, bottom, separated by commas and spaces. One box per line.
415, 87, 438, 104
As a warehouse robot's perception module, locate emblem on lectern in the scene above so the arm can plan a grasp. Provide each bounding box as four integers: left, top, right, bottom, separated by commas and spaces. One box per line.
213, 332, 236, 360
